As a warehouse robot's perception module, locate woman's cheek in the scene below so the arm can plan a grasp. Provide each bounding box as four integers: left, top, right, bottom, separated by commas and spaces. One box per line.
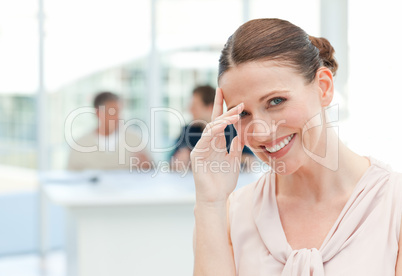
279, 106, 309, 131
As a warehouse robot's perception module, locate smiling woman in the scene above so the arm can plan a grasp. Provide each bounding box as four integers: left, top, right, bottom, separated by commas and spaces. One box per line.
191, 18, 402, 276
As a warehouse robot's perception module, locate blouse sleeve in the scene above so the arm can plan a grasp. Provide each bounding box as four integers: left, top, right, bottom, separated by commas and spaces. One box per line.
391, 171, 402, 242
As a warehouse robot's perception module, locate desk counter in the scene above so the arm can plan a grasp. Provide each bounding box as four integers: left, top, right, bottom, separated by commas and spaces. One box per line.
43, 171, 261, 276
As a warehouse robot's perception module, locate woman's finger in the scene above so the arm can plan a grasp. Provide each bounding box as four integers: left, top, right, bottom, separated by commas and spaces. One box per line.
214, 102, 244, 122
229, 136, 244, 160
192, 115, 240, 154
203, 114, 240, 135
211, 88, 224, 121
192, 123, 226, 155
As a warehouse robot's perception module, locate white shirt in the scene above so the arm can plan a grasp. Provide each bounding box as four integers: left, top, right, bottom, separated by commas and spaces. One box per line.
67, 128, 148, 171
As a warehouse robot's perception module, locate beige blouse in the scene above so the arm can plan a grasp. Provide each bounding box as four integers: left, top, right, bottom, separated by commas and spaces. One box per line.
228, 158, 402, 275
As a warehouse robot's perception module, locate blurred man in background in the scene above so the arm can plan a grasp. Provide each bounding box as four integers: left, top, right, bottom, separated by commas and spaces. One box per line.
67, 91, 151, 171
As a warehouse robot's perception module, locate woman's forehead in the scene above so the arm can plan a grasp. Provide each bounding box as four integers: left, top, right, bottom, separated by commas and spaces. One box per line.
221, 64, 302, 95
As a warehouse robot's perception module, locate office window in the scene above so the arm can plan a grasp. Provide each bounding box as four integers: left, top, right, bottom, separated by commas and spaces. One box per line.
45, 0, 151, 169
0, 1, 38, 168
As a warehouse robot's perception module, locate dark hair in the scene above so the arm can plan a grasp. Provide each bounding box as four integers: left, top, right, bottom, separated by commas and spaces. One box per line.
93, 91, 120, 109
192, 85, 216, 106
218, 18, 338, 83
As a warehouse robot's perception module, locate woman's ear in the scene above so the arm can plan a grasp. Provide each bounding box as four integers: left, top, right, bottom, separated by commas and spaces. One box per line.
316, 67, 334, 107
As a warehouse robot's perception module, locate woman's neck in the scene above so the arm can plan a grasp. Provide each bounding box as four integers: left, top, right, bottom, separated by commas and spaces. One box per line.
276, 129, 370, 203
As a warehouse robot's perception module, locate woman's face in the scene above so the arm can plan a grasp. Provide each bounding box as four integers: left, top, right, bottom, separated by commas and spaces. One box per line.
219, 61, 329, 175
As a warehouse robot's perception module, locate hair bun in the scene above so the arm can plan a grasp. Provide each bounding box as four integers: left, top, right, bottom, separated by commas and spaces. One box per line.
309, 36, 338, 76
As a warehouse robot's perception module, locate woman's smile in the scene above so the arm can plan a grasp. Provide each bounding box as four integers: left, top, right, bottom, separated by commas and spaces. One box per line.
253, 133, 297, 160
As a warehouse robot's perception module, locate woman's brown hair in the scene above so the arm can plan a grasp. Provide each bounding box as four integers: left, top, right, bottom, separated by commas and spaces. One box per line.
218, 18, 338, 83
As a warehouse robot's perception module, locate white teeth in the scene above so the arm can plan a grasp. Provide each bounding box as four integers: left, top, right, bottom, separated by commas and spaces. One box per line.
265, 134, 294, 153
275, 145, 280, 151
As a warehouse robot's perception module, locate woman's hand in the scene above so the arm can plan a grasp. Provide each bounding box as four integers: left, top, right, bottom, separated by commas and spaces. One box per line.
191, 88, 244, 204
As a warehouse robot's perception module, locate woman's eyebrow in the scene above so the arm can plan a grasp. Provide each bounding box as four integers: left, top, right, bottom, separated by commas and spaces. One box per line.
226, 90, 290, 111
258, 90, 290, 102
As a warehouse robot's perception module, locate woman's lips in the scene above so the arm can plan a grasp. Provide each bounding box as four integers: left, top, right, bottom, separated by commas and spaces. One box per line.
264, 134, 295, 153
258, 133, 297, 159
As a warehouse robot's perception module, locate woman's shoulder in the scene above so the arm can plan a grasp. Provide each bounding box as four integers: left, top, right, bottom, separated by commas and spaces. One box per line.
368, 156, 402, 184
368, 157, 402, 209
389, 169, 402, 203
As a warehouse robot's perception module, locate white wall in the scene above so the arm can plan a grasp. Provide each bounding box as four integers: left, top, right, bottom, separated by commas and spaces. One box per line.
345, 0, 402, 171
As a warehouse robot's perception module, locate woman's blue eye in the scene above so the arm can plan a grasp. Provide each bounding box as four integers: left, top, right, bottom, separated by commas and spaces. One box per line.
269, 97, 285, 106
239, 111, 248, 118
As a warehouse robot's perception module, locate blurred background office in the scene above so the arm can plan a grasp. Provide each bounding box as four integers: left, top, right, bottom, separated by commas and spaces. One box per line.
1, 0, 402, 275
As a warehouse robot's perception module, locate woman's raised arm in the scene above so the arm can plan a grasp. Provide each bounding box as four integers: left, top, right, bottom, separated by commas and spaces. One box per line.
192, 88, 244, 276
